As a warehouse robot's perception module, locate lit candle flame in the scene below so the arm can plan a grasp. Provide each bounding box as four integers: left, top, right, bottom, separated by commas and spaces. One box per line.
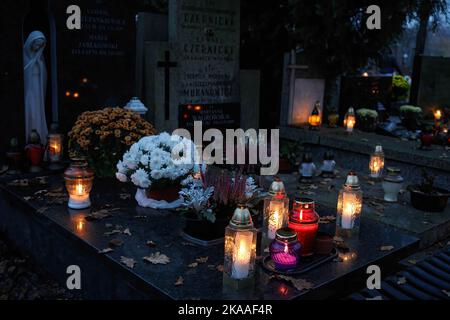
76, 183, 84, 196
434, 110, 442, 120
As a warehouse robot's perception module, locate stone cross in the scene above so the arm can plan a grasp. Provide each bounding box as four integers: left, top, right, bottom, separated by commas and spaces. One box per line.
157, 50, 177, 120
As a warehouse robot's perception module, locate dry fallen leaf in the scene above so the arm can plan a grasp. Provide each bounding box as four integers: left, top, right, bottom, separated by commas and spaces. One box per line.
366, 296, 383, 300
146, 240, 157, 248
319, 216, 336, 224
119, 193, 131, 200
407, 259, 417, 265
120, 256, 136, 268
188, 262, 198, 268
380, 245, 394, 252
216, 265, 224, 273
442, 290, 450, 297
271, 275, 313, 292
85, 209, 111, 221
99, 248, 114, 254
143, 252, 170, 265
195, 257, 209, 264
123, 228, 132, 236
104, 230, 122, 236
23, 196, 32, 201
109, 238, 124, 248
397, 277, 407, 285
174, 276, 184, 286
36, 207, 49, 214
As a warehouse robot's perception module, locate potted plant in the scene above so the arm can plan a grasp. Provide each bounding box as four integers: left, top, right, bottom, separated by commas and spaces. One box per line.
116, 132, 196, 208
68, 107, 156, 178
356, 108, 378, 132
179, 169, 262, 241
400, 105, 422, 131
408, 170, 450, 212
392, 75, 410, 102
279, 141, 303, 173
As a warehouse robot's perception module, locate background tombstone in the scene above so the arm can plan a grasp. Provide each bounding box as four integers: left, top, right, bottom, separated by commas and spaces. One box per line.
168, 0, 241, 133
48, 0, 137, 132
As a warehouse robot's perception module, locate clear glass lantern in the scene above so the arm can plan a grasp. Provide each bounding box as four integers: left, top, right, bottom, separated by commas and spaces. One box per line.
64, 158, 94, 209
308, 101, 321, 129
47, 123, 64, 170
336, 172, 363, 237
262, 178, 289, 253
223, 204, 257, 292
343, 107, 356, 133
369, 145, 385, 179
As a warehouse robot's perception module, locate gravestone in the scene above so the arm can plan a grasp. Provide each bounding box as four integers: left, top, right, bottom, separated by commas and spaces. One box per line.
168, 0, 241, 132
48, 0, 136, 132
289, 78, 325, 126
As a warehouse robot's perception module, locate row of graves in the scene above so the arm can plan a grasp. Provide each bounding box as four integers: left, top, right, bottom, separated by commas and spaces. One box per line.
0, 0, 449, 300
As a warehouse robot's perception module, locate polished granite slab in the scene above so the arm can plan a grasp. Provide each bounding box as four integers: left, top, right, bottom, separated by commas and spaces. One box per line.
0, 174, 419, 300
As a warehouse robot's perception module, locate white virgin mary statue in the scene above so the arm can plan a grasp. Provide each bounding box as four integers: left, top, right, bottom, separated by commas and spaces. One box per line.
23, 31, 48, 140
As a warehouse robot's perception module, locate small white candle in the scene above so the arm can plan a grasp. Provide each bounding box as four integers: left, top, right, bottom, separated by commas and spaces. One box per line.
341, 192, 356, 229
231, 232, 253, 279
346, 119, 355, 133
267, 202, 284, 239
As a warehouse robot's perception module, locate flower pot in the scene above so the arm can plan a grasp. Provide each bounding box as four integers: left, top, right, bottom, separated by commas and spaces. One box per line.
146, 184, 181, 202
183, 216, 229, 241
408, 185, 450, 212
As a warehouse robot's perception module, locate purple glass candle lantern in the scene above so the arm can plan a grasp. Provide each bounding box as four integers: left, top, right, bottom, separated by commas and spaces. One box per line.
269, 228, 302, 271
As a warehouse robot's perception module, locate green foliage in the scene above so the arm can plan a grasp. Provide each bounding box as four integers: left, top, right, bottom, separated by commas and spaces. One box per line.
280, 140, 303, 166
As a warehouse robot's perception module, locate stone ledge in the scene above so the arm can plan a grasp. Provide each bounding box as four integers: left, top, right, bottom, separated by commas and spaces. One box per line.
279, 126, 450, 173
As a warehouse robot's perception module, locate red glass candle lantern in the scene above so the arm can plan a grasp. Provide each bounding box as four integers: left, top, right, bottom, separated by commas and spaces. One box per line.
288, 198, 319, 257
269, 228, 301, 271
25, 130, 44, 173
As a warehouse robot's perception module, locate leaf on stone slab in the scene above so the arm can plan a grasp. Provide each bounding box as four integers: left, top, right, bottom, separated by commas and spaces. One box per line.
366, 180, 376, 186
174, 276, 184, 286
8, 179, 29, 187
327, 185, 335, 192
143, 252, 170, 265
333, 236, 344, 243
195, 257, 208, 264
119, 193, 131, 200
109, 238, 124, 248
99, 248, 114, 254
120, 256, 136, 269
85, 209, 111, 221
366, 296, 383, 300
270, 275, 313, 292
105, 223, 113, 228
408, 259, 417, 265
188, 262, 198, 268
23, 196, 32, 201
442, 290, 450, 297
123, 228, 132, 236
319, 216, 336, 224
397, 277, 407, 285
380, 245, 394, 252
36, 207, 49, 214
216, 265, 224, 273
146, 240, 157, 248
104, 230, 122, 236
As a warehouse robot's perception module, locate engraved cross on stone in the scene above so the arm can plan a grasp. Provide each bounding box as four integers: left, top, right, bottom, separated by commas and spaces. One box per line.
157, 51, 177, 120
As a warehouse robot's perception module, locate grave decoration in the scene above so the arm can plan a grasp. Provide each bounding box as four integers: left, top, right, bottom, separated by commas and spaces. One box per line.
47, 123, 64, 170
223, 204, 257, 292
64, 158, 94, 210
262, 178, 290, 252
308, 101, 321, 130
279, 141, 303, 173
399, 105, 422, 131
382, 167, 404, 203
179, 168, 261, 240
68, 108, 156, 178
269, 228, 302, 271
356, 108, 378, 132
408, 170, 450, 212
336, 172, 363, 238
288, 198, 319, 257
320, 151, 336, 177
327, 108, 339, 128
299, 153, 316, 179
25, 130, 45, 173
116, 132, 195, 209
391, 75, 410, 102
369, 145, 385, 179
343, 107, 356, 133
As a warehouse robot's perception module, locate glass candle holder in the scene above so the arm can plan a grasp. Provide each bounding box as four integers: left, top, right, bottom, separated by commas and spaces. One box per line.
262, 178, 289, 252
47, 123, 64, 170
64, 158, 94, 210
223, 204, 257, 292
288, 198, 319, 257
369, 145, 385, 179
269, 228, 301, 271
344, 107, 356, 133
336, 172, 363, 237
382, 167, 403, 202
308, 101, 321, 129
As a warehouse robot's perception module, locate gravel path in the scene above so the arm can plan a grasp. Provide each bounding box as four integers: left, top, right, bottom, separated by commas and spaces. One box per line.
0, 236, 72, 300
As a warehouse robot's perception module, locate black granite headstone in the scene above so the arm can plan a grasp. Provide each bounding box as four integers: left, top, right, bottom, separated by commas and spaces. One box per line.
48, 0, 136, 132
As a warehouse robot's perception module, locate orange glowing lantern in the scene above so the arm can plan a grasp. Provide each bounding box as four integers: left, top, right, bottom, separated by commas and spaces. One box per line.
344, 107, 356, 133
369, 145, 385, 179
47, 123, 64, 170
64, 158, 94, 210
308, 101, 321, 129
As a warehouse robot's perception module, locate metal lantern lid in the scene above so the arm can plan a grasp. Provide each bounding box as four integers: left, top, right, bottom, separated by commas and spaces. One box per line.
268, 177, 286, 196
374, 145, 383, 154
28, 129, 41, 144
294, 197, 315, 207
275, 228, 298, 243
344, 171, 361, 190
229, 204, 253, 229
311, 102, 320, 115
347, 107, 355, 115
384, 167, 403, 183
125, 97, 148, 115
49, 122, 60, 134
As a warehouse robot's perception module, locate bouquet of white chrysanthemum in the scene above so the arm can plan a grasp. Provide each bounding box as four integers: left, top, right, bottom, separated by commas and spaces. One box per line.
116, 132, 196, 202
